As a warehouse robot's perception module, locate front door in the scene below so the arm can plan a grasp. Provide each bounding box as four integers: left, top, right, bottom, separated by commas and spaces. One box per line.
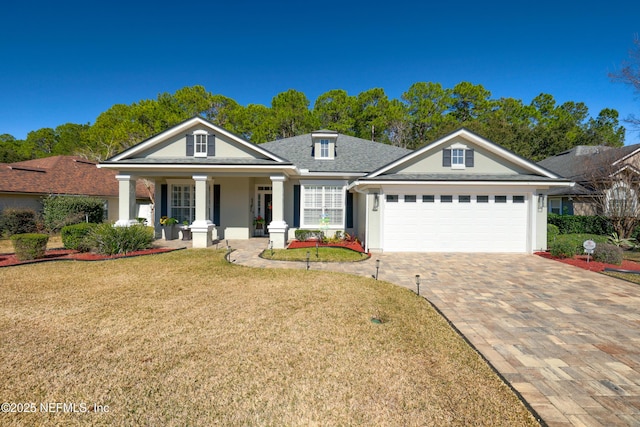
255, 186, 272, 236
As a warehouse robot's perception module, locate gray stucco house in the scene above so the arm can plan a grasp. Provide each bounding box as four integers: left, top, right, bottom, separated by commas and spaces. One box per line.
99, 117, 572, 252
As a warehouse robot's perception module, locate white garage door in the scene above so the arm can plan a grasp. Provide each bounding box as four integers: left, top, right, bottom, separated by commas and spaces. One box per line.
383, 194, 529, 252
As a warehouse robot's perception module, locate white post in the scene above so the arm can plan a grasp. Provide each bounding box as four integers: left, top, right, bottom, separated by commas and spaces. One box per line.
191, 175, 215, 248
268, 175, 288, 248
115, 174, 138, 227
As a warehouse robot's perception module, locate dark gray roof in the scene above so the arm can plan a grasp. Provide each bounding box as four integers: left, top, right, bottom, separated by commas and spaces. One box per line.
359, 173, 568, 182
538, 144, 640, 180
261, 133, 412, 173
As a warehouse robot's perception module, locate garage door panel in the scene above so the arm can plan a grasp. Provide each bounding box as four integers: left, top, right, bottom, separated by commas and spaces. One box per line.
383, 195, 528, 252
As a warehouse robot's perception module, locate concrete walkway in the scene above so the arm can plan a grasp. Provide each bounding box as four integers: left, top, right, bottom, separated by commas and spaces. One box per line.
165, 238, 640, 426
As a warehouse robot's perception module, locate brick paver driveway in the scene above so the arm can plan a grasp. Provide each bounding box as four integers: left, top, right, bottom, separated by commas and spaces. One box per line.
229, 242, 640, 426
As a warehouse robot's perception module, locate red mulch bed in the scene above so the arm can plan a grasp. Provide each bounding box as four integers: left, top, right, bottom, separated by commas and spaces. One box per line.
535, 251, 640, 272
287, 240, 367, 253
0, 247, 181, 268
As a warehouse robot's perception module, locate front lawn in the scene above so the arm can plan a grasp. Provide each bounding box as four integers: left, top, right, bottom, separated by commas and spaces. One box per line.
261, 246, 368, 262
0, 250, 537, 426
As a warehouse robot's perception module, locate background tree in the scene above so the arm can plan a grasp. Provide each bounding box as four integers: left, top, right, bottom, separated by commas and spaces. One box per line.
354, 88, 391, 142
610, 36, 640, 128
0, 134, 28, 162
313, 89, 356, 134
271, 89, 317, 139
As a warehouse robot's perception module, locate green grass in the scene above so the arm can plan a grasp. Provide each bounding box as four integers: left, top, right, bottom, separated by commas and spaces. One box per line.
0, 250, 538, 426
261, 246, 367, 262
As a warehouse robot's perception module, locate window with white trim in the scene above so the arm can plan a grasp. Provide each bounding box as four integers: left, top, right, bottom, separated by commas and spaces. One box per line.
452, 149, 464, 166
171, 185, 195, 223
319, 139, 330, 158
195, 133, 207, 157
606, 182, 638, 217
302, 185, 344, 227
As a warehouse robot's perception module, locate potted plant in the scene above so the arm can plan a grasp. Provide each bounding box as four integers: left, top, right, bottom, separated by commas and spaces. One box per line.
179, 220, 192, 240
160, 216, 178, 240
253, 215, 265, 229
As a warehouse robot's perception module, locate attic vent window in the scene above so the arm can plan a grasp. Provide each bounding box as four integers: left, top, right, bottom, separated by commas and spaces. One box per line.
442, 144, 474, 169
319, 139, 330, 158
186, 131, 215, 157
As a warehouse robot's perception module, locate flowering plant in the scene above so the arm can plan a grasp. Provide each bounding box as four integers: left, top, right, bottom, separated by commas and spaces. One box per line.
253, 215, 265, 225
160, 216, 178, 226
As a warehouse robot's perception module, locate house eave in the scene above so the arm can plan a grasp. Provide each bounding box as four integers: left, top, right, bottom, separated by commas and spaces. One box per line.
348, 179, 574, 191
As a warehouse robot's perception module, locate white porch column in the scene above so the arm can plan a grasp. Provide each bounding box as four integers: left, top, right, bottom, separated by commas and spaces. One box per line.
268, 175, 288, 248
191, 175, 215, 248
115, 174, 138, 227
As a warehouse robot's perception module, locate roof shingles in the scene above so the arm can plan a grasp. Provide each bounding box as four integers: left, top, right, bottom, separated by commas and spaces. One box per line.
0, 156, 149, 199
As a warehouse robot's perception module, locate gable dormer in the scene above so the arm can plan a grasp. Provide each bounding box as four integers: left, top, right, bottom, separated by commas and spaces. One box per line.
312, 130, 337, 160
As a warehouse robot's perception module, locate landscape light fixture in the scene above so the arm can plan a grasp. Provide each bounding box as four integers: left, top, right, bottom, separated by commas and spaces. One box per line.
415, 274, 421, 295
375, 259, 380, 280
306, 251, 310, 270
316, 240, 319, 258
269, 240, 274, 256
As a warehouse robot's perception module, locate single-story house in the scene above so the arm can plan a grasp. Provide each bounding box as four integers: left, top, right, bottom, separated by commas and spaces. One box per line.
0, 156, 153, 223
98, 117, 572, 252
538, 144, 640, 216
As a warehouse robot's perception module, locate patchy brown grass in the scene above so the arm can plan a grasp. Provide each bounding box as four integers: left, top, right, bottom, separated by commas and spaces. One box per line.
0, 250, 538, 426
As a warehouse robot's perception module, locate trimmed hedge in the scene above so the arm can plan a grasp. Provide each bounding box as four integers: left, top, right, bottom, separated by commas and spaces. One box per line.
547, 214, 614, 235
295, 229, 325, 241
593, 243, 623, 265
42, 195, 105, 232
548, 234, 608, 258
10, 233, 49, 261
90, 223, 154, 255
61, 223, 97, 252
0, 208, 39, 237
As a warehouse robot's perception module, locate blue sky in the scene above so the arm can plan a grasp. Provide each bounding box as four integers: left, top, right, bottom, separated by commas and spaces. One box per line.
2, 0, 639, 144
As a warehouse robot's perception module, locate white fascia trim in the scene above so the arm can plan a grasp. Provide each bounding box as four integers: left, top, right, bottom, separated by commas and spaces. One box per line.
351, 180, 575, 188
367, 129, 561, 179
107, 117, 288, 163
296, 171, 367, 178
98, 163, 297, 172
613, 148, 640, 166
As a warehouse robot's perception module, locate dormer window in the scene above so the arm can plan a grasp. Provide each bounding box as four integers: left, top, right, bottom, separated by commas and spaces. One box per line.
186, 131, 215, 158
312, 130, 337, 160
319, 139, 330, 158
443, 143, 474, 169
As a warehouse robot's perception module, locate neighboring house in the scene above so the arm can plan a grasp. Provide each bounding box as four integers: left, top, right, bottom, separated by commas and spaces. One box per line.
538, 144, 640, 216
98, 117, 572, 252
0, 156, 153, 223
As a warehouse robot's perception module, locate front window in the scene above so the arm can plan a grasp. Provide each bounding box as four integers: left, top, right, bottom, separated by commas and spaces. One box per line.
171, 185, 195, 223
607, 183, 637, 217
302, 185, 344, 227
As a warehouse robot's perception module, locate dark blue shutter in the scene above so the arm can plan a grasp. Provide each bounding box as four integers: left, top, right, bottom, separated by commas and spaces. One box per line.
186, 134, 194, 156
207, 134, 215, 157
346, 192, 353, 228
293, 185, 300, 227
465, 149, 474, 167
442, 149, 452, 167
213, 184, 221, 225
160, 184, 168, 217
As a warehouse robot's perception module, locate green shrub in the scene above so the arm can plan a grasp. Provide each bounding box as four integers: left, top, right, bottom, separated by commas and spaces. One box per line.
549, 234, 608, 258
10, 233, 49, 261
593, 243, 623, 265
61, 223, 97, 252
90, 223, 154, 255
42, 195, 105, 232
295, 229, 325, 241
547, 223, 560, 246
0, 208, 39, 237
547, 214, 614, 235
550, 239, 579, 258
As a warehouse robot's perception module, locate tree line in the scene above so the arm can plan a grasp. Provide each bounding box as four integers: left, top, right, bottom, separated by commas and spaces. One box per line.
0, 82, 626, 163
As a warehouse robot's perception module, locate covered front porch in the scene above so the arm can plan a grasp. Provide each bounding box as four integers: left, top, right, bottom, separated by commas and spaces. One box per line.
115, 173, 291, 248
